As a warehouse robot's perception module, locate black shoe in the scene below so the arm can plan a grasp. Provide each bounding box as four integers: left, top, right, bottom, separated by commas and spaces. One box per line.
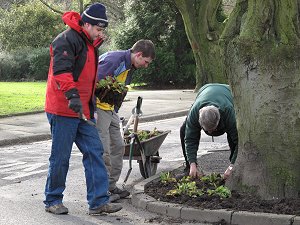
175, 166, 190, 180
89, 203, 122, 215
110, 187, 130, 198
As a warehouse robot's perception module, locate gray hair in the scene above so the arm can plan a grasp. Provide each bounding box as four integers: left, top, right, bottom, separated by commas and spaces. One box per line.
199, 105, 220, 131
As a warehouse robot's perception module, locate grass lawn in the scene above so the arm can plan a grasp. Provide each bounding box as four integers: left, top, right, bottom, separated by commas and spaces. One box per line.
0, 82, 47, 116
0, 82, 145, 116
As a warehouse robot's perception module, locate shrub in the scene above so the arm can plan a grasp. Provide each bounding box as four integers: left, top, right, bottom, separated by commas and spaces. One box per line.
28, 47, 50, 81
0, 47, 49, 81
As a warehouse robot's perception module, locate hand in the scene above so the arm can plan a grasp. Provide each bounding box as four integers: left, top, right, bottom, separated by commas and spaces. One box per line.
94, 111, 98, 121
189, 162, 204, 178
224, 164, 234, 180
68, 97, 82, 113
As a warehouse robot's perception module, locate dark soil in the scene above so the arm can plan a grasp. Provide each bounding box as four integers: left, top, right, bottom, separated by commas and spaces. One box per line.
144, 151, 300, 216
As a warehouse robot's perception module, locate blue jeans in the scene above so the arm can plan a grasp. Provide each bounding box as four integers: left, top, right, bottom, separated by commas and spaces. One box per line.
44, 113, 109, 209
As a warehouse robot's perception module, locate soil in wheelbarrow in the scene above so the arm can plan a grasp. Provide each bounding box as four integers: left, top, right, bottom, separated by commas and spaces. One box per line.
144, 151, 300, 217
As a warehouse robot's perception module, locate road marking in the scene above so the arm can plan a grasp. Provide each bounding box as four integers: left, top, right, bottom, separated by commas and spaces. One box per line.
3, 169, 48, 180
0, 161, 27, 169
1, 162, 47, 180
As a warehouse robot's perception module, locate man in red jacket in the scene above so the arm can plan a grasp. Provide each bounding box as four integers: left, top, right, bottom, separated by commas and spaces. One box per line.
44, 3, 122, 215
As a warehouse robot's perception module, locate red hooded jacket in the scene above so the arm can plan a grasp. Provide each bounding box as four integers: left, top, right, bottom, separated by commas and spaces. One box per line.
45, 11, 103, 119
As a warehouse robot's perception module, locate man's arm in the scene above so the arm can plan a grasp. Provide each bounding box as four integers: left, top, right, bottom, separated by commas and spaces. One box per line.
224, 106, 238, 179
97, 53, 122, 80
185, 107, 204, 177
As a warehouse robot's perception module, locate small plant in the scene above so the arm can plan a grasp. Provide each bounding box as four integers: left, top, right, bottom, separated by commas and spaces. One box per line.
162, 172, 231, 199
201, 172, 225, 187
160, 172, 176, 184
201, 172, 220, 183
95, 76, 128, 107
124, 128, 161, 144
167, 177, 204, 197
136, 128, 160, 141
207, 185, 231, 198
96, 76, 127, 93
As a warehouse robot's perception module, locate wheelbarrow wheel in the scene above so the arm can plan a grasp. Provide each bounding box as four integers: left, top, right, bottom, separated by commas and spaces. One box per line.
138, 156, 158, 179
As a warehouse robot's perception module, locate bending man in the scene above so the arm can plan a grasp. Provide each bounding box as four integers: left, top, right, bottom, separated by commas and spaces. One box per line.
180, 83, 238, 179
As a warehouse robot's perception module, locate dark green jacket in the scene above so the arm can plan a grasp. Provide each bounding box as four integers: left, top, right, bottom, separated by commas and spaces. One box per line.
185, 83, 238, 164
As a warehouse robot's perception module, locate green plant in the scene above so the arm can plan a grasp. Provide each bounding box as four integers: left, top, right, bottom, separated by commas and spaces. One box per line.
96, 76, 128, 93
167, 175, 204, 197
163, 172, 231, 199
160, 172, 176, 184
201, 172, 222, 184
124, 128, 162, 145
95, 76, 128, 107
136, 128, 160, 141
207, 185, 231, 198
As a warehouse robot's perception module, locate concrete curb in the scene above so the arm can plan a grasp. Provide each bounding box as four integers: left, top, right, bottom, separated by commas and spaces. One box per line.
131, 171, 300, 225
138, 109, 188, 123
0, 110, 45, 119
0, 134, 52, 147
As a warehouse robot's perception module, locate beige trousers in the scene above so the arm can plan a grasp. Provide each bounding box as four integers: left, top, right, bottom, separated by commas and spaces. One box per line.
96, 108, 125, 191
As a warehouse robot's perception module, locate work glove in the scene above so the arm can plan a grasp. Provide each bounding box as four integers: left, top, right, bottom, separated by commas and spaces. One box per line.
65, 88, 83, 113
68, 97, 82, 113
224, 164, 234, 180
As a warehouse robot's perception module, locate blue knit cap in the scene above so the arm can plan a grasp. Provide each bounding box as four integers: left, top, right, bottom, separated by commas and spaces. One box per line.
81, 3, 108, 28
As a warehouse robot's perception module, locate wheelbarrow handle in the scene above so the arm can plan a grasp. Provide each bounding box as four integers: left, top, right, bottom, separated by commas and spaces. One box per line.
136, 96, 143, 115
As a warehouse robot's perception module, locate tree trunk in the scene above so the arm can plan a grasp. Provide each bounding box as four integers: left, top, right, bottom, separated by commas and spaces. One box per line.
174, 0, 227, 91
222, 0, 300, 199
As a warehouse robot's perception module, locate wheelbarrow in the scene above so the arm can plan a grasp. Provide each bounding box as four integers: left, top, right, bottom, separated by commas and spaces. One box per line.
123, 129, 170, 178
122, 96, 171, 187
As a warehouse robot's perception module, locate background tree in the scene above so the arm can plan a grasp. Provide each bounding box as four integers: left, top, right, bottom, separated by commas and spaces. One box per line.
220, 0, 300, 200
113, 0, 196, 88
0, 0, 66, 81
0, 0, 64, 51
174, 0, 228, 91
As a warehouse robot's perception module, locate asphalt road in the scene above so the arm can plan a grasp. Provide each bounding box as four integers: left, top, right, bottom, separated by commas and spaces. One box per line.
0, 117, 228, 225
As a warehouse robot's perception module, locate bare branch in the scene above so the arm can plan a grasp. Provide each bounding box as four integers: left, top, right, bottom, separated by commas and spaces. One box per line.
38, 0, 64, 15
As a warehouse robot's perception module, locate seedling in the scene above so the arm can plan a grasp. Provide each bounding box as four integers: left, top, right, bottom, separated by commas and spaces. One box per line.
96, 76, 127, 93
160, 172, 176, 184
207, 185, 231, 198
163, 172, 230, 199
124, 128, 161, 144
95, 76, 128, 106
167, 178, 204, 197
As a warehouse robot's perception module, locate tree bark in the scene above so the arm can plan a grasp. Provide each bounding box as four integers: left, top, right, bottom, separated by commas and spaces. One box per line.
174, 0, 227, 91
223, 0, 300, 199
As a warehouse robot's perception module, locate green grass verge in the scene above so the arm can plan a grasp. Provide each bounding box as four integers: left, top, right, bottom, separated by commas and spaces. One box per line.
0, 81, 146, 116
0, 82, 46, 116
